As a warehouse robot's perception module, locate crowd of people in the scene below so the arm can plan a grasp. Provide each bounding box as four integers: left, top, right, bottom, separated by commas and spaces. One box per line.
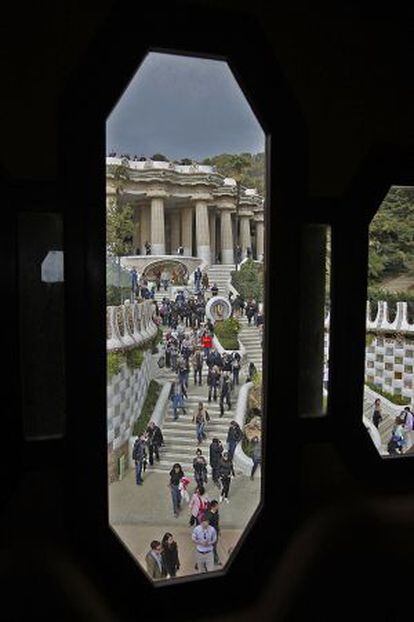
128, 273, 263, 579
371, 398, 414, 454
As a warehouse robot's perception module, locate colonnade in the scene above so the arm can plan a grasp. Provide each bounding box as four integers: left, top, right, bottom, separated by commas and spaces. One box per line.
131, 196, 264, 264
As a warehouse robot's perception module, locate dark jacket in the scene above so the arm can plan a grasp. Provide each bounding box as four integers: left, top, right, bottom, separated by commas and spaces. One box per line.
132, 439, 146, 462
209, 442, 223, 467
218, 457, 235, 478
161, 542, 180, 575
204, 509, 220, 534
227, 424, 242, 444
169, 468, 184, 486
147, 425, 163, 447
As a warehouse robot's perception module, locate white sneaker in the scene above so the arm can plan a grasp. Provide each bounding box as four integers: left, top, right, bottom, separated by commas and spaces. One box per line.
225, 497, 229, 503
219, 495, 223, 503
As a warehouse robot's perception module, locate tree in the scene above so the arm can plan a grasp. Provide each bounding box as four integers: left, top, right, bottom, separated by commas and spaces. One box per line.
151, 153, 169, 161
368, 187, 414, 284
107, 165, 134, 302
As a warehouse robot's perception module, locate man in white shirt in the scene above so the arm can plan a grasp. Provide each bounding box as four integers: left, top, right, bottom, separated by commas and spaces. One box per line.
192, 518, 217, 573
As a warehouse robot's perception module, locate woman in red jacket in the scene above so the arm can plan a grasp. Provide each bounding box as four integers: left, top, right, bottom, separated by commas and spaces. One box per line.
202, 332, 213, 359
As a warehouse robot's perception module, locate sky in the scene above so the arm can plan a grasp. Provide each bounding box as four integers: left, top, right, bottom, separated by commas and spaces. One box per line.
106, 52, 265, 161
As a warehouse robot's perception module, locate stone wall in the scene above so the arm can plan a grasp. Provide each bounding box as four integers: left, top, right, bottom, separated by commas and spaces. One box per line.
107, 350, 152, 482
365, 336, 414, 399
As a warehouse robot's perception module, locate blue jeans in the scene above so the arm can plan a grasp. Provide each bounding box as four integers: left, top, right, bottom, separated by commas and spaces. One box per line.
196, 422, 206, 443
135, 461, 143, 484
228, 440, 237, 459
170, 484, 181, 514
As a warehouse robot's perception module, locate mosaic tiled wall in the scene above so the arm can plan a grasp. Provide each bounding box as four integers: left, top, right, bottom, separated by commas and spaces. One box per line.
107, 350, 152, 481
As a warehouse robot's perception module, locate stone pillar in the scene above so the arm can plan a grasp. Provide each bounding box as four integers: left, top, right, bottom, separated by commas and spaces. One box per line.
181, 206, 193, 256
220, 208, 234, 264
170, 210, 181, 254
132, 206, 140, 254
256, 220, 264, 260
209, 211, 216, 264
150, 197, 165, 255
240, 214, 252, 258
195, 200, 211, 263
140, 205, 150, 253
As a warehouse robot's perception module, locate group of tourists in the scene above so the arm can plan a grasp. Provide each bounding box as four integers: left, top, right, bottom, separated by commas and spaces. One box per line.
371, 398, 414, 454
145, 501, 222, 580
131, 421, 164, 484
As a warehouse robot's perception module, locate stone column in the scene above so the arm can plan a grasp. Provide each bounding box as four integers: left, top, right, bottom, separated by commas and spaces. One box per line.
132, 206, 140, 254
195, 200, 211, 263
256, 219, 264, 260
220, 208, 234, 264
150, 197, 165, 255
209, 211, 216, 264
181, 206, 193, 256
240, 214, 252, 258
170, 210, 181, 254
140, 205, 150, 253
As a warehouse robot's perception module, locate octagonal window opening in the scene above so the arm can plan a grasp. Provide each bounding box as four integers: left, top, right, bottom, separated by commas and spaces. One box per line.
105, 51, 267, 583
363, 185, 414, 458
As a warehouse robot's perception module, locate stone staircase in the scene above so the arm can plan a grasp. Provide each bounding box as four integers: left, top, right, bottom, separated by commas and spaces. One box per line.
238, 316, 263, 373
152, 361, 239, 473
148, 262, 262, 474
206, 264, 235, 297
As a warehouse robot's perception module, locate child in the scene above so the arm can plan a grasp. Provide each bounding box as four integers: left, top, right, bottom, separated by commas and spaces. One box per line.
179, 476, 191, 503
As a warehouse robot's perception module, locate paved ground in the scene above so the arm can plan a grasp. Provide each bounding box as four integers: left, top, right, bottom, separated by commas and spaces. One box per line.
109, 469, 261, 579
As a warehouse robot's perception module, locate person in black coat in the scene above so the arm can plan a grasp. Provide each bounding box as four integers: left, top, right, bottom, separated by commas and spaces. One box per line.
161, 533, 180, 578
146, 421, 164, 465
218, 452, 235, 503
209, 438, 223, 488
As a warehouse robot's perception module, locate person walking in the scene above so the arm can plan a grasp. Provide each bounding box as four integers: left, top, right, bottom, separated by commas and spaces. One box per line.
204, 500, 221, 565
144, 240, 151, 255
209, 438, 223, 488
169, 378, 187, 420
161, 533, 180, 578
131, 267, 138, 297
146, 421, 164, 466
192, 402, 210, 444
227, 421, 242, 459
232, 352, 241, 385
169, 463, 185, 517
132, 434, 147, 486
250, 436, 261, 480
401, 406, 414, 450
189, 484, 210, 526
202, 332, 213, 360
207, 365, 221, 403
192, 348, 204, 386
192, 518, 217, 573
218, 451, 235, 503
219, 372, 232, 417
372, 398, 383, 429
193, 448, 208, 488
145, 541, 166, 579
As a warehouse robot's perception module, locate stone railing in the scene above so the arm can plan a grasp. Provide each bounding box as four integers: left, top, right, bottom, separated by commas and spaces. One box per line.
106, 300, 158, 352
323, 301, 414, 334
